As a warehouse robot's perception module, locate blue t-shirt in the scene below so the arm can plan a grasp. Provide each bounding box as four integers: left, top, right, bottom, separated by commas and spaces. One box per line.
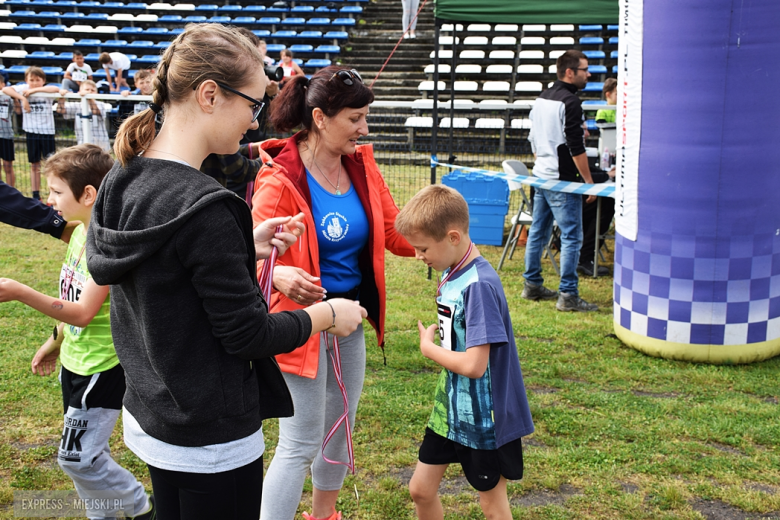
307, 169, 369, 293
429, 256, 535, 449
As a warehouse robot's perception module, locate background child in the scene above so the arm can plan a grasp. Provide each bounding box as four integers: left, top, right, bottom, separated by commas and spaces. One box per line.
595, 77, 617, 123
395, 184, 535, 520
97, 51, 131, 92
0, 73, 16, 187
278, 49, 303, 87
58, 80, 112, 151
119, 68, 155, 114
0, 144, 154, 520
62, 50, 94, 93
1, 66, 59, 200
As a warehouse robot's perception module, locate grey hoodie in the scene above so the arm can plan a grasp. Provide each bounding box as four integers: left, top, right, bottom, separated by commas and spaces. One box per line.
87, 156, 311, 447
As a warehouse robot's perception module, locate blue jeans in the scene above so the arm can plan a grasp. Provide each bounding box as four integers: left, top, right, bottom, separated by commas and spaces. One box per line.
524, 189, 583, 295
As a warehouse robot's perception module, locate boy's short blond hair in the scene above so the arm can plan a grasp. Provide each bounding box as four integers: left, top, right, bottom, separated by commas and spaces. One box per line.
25, 66, 46, 82
133, 69, 153, 82
98, 52, 112, 65
44, 144, 114, 200
79, 79, 97, 89
395, 184, 470, 241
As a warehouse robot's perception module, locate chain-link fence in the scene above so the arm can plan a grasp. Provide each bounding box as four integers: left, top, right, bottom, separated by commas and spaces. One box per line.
3, 95, 606, 209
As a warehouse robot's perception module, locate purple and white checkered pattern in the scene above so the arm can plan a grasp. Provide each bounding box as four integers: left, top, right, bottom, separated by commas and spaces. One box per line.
614, 231, 780, 345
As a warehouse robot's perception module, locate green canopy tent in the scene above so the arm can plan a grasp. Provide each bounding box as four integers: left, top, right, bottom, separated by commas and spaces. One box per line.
428, 0, 619, 182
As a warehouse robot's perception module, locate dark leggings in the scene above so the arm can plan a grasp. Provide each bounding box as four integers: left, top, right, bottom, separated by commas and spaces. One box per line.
147, 456, 263, 520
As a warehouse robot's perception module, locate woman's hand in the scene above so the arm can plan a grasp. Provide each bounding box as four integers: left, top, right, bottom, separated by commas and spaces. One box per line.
323, 298, 367, 337
254, 213, 305, 260
273, 265, 326, 306
32, 336, 61, 376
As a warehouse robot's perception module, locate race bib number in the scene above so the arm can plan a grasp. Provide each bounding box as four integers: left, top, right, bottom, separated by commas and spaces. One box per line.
437, 302, 455, 351
0, 104, 8, 119
72, 70, 88, 82
59, 263, 86, 303
29, 101, 46, 114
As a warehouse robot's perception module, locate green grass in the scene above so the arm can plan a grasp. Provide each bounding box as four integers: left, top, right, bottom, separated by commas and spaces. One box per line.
1, 220, 779, 519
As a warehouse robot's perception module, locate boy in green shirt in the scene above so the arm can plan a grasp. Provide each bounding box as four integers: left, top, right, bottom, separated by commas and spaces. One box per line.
0, 144, 154, 520
595, 77, 617, 123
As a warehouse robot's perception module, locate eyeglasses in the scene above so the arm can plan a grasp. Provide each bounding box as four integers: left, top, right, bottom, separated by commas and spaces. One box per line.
215, 82, 265, 122
572, 67, 590, 72
329, 69, 363, 86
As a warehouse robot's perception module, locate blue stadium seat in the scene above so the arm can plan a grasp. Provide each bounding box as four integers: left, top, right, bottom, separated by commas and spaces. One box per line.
291, 5, 314, 12
11, 11, 36, 18
298, 30, 322, 39
582, 100, 607, 105
37, 11, 61, 18
583, 50, 605, 59
103, 2, 126, 9
14, 23, 43, 30
144, 27, 168, 34
170, 27, 184, 35
127, 40, 153, 48
251, 29, 271, 37
583, 82, 604, 92
266, 6, 288, 12
195, 4, 217, 11
135, 54, 160, 64
7, 65, 31, 74
579, 24, 602, 31
41, 66, 63, 75
54, 1, 78, 6
282, 17, 306, 25
579, 37, 603, 45
304, 59, 330, 68
60, 12, 85, 18
85, 13, 108, 20
314, 44, 339, 54
257, 17, 281, 25
332, 18, 355, 26
609, 36, 619, 44
316, 6, 336, 12
92, 68, 109, 78
610, 50, 618, 58
103, 39, 128, 48
607, 24, 619, 31
233, 16, 256, 24
243, 5, 266, 12
53, 51, 74, 60
289, 44, 313, 53
44, 24, 66, 31
29, 50, 56, 58
208, 16, 231, 23
85, 52, 101, 60
307, 17, 332, 26
612, 65, 617, 73
159, 14, 182, 22
125, 3, 148, 10
266, 43, 285, 52
182, 15, 206, 22
75, 38, 102, 47
272, 30, 297, 38
78, 1, 101, 7
218, 4, 241, 11
154, 41, 169, 49
119, 26, 143, 34
588, 65, 607, 73
324, 31, 348, 40
339, 6, 362, 14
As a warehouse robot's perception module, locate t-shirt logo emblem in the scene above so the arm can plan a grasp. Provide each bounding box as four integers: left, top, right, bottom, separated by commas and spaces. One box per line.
327, 217, 343, 239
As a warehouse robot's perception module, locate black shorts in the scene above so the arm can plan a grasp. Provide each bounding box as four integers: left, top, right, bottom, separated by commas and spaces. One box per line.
418, 427, 524, 492
26, 133, 55, 164
0, 138, 14, 162
60, 363, 126, 414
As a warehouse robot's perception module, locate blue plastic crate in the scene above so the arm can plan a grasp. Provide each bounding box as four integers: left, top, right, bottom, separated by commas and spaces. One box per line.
441, 170, 509, 246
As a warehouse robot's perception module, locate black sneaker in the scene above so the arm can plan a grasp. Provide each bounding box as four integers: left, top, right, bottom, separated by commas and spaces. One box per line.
577, 261, 610, 277
556, 292, 598, 312
131, 495, 155, 520
521, 281, 558, 301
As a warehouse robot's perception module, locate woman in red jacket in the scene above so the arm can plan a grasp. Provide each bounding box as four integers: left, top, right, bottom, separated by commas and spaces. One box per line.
252, 67, 415, 520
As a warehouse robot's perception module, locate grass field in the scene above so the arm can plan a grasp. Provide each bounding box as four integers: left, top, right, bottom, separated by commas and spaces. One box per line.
1, 220, 779, 520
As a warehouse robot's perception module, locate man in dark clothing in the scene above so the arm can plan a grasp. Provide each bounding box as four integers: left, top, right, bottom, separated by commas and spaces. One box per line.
522, 49, 598, 312
0, 181, 77, 241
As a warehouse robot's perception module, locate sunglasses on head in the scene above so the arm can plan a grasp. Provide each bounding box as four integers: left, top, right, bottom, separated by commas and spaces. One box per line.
329, 69, 363, 86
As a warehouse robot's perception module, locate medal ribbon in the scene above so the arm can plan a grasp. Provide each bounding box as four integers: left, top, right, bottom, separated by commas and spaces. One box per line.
320, 331, 355, 474
436, 241, 474, 297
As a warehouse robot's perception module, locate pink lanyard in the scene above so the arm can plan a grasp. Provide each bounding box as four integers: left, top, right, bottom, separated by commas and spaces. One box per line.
257, 225, 283, 299
436, 241, 474, 298
61, 242, 87, 301
320, 331, 355, 474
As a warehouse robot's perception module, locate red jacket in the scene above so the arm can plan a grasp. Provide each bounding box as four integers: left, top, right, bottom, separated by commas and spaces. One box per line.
251, 133, 415, 379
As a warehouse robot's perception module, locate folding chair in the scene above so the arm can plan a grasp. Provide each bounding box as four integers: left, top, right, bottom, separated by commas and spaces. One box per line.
498, 160, 533, 270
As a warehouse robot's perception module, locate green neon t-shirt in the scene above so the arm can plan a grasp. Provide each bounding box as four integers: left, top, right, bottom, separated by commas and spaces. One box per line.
58, 224, 118, 376
595, 108, 616, 123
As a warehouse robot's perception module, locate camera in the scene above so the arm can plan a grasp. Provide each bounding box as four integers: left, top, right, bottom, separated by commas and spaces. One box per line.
264, 65, 284, 82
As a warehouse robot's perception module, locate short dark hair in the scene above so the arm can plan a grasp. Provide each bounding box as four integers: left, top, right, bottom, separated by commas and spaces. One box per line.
44, 144, 114, 199
72, 50, 83, 57
603, 77, 617, 95
25, 66, 46, 82
556, 50, 587, 80
269, 66, 374, 134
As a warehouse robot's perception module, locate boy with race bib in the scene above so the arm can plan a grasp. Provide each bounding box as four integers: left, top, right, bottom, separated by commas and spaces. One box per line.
395, 185, 535, 520
0, 144, 154, 520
